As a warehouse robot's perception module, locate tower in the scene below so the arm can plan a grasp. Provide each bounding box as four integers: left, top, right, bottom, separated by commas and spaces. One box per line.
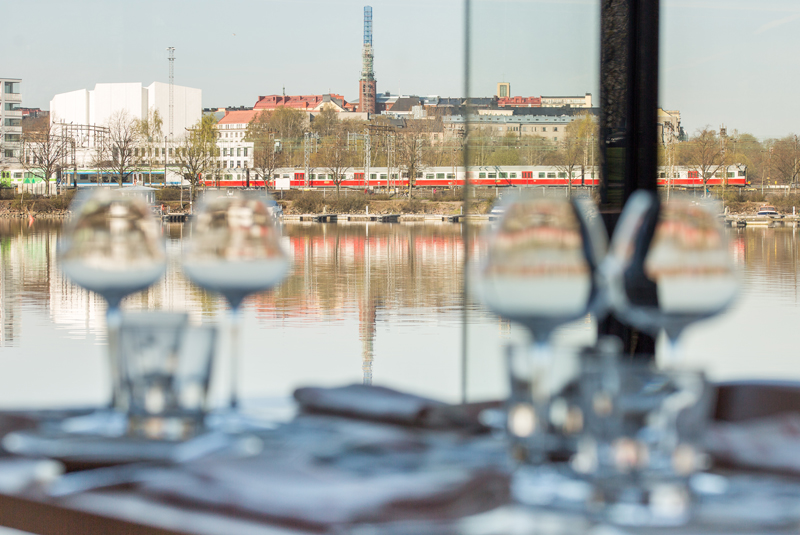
358, 6, 376, 114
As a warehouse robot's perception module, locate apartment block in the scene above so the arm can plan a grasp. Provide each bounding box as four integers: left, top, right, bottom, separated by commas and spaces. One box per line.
1, 78, 22, 164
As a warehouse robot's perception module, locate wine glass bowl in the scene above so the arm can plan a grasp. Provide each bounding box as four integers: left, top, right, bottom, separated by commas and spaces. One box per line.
60, 191, 167, 309
602, 191, 738, 358
182, 193, 289, 310
477, 196, 607, 342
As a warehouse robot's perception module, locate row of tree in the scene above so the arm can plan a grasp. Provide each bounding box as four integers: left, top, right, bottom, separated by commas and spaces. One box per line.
13, 103, 800, 199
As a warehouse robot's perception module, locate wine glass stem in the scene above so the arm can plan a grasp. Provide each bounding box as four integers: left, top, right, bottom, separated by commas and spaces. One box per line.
229, 306, 241, 410
106, 305, 123, 410
528, 340, 552, 403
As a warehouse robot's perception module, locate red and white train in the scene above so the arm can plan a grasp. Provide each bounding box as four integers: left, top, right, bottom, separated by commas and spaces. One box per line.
200, 164, 748, 189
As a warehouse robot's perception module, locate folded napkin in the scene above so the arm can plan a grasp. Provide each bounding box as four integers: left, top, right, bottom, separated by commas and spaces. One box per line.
140, 454, 510, 530
706, 412, 800, 474
294, 384, 499, 432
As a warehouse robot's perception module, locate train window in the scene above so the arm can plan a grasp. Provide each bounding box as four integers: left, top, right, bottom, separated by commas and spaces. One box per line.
522, 172, 531, 179
714, 171, 722, 178
310, 174, 316, 179
391, 174, 398, 179
380, 174, 387, 179
427, 174, 435, 179
688, 171, 699, 179
738, 171, 745, 177
659, 172, 666, 178
727, 172, 734, 178
539, 172, 545, 178
547, 172, 556, 178
447, 173, 454, 179
479, 173, 486, 178
499, 172, 508, 178
370, 174, 377, 180
488, 173, 496, 179
416, 172, 423, 178
436, 173, 445, 179
510, 173, 517, 178
558, 172, 566, 178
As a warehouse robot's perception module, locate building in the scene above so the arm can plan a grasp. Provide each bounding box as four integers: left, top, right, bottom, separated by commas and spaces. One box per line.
1, 78, 22, 165
50, 82, 201, 139
657, 108, 684, 143
215, 110, 255, 179
443, 110, 596, 142
497, 82, 511, 98
541, 94, 592, 108
254, 94, 351, 112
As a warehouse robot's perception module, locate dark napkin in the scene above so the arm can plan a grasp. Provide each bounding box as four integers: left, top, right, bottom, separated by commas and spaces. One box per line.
139, 453, 510, 531
294, 384, 499, 432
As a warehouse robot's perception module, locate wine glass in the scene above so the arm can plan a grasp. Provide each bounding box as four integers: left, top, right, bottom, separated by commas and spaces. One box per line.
182, 191, 289, 411
59, 189, 167, 410
474, 194, 608, 460
601, 191, 738, 364
594, 191, 737, 520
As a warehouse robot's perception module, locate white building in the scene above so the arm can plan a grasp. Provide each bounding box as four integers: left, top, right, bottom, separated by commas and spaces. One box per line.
50, 82, 201, 140
1, 78, 22, 165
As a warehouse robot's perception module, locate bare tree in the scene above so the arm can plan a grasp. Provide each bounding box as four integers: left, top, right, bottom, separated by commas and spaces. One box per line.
396, 120, 431, 198
682, 127, 726, 196
246, 110, 283, 188
175, 115, 218, 203
105, 110, 140, 187
21, 116, 70, 194
312, 126, 355, 199
135, 107, 164, 186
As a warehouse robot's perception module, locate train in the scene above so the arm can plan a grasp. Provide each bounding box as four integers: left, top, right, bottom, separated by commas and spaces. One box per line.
198, 164, 749, 189
2, 164, 748, 190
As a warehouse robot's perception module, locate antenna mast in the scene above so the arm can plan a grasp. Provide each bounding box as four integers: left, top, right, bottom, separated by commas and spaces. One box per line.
167, 47, 175, 137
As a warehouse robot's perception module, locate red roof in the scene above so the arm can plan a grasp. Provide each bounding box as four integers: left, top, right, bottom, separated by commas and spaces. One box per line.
218, 109, 259, 125
254, 94, 348, 110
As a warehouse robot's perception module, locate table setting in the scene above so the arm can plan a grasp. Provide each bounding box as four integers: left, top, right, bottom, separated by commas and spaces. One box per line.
0, 188, 799, 535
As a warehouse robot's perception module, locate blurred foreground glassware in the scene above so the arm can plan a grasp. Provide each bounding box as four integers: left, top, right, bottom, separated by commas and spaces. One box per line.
475, 195, 607, 462
601, 191, 737, 364
120, 312, 216, 440
574, 360, 712, 526
182, 191, 289, 410
59, 189, 166, 409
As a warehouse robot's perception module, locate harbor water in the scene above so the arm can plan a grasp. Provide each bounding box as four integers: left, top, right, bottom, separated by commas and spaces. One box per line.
0, 220, 796, 408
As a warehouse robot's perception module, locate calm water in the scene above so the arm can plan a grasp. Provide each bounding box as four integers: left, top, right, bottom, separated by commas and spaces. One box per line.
0, 220, 795, 408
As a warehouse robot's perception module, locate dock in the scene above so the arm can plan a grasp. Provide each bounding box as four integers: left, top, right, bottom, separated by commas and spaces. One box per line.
162, 213, 188, 222
724, 215, 800, 228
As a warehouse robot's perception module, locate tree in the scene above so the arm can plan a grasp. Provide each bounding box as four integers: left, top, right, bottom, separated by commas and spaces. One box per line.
311, 107, 339, 138
769, 135, 800, 186
312, 126, 355, 199
395, 120, 431, 197
135, 107, 163, 186
682, 127, 726, 196
105, 110, 140, 187
21, 115, 70, 194
245, 111, 283, 188
175, 114, 218, 203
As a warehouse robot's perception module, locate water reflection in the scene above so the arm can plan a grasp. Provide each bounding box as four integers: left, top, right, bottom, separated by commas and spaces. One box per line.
1, 220, 798, 407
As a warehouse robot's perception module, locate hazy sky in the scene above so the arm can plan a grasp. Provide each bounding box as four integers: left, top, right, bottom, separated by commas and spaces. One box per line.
7, 0, 800, 138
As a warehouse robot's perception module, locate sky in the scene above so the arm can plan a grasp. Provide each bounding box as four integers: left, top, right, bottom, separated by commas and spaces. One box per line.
7, 0, 800, 139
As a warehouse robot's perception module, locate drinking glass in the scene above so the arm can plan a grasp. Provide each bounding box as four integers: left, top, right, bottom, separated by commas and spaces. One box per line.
120, 312, 217, 440
59, 189, 167, 409
575, 361, 713, 526
474, 195, 608, 461
600, 191, 738, 364
182, 191, 289, 410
